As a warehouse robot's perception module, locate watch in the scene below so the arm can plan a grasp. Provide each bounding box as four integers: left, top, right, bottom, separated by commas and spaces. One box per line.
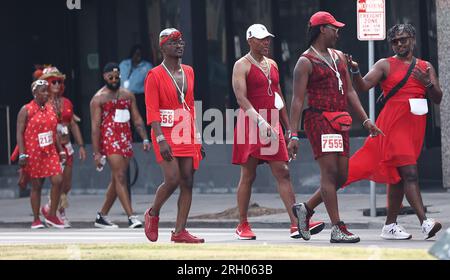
156, 134, 166, 143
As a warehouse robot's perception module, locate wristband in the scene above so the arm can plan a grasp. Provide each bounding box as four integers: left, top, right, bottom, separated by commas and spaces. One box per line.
425, 82, 434, 89
143, 139, 150, 144
290, 136, 300, 141
257, 118, 266, 127
156, 135, 166, 143
19, 154, 28, 159
362, 119, 371, 127
350, 68, 360, 75
59, 151, 66, 155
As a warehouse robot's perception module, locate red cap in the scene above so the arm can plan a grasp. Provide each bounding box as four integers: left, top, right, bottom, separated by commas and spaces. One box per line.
309, 11, 345, 28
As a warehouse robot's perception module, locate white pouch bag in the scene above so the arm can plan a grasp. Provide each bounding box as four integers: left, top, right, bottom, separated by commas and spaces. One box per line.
274, 92, 284, 110
409, 98, 428, 115
114, 109, 131, 123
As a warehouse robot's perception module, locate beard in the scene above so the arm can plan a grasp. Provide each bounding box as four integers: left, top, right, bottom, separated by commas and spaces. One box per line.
106, 80, 120, 91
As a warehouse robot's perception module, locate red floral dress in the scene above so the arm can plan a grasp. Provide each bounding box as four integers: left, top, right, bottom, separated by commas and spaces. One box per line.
100, 98, 133, 157
23, 101, 62, 178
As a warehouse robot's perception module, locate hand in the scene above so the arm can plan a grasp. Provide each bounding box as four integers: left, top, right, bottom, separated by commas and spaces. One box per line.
412, 67, 431, 87
287, 140, 299, 162
79, 146, 87, 161
200, 146, 206, 159
59, 152, 67, 163
345, 54, 359, 70
364, 120, 384, 137
258, 119, 278, 141
143, 140, 151, 152
18, 157, 27, 168
159, 141, 174, 161
284, 130, 291, 146
93, 153, 103, 169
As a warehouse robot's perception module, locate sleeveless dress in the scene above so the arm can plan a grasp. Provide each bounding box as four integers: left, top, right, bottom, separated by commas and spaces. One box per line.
345, 57, 428, 186
232, 62, 289, 164
23, 101, 62, 178
55, 97, 75, 166
145, 64, 202, 169
302, 50, 350, 159
100, 98, 133, 157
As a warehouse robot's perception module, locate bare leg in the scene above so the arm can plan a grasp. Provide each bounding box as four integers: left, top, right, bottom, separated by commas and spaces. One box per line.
385, 182, 404, 224
150, 158, 181, 216
237, 157, 258, 223
100, 179, 117, 215
317, 154, 343, 224
174, 157, 195, 233
398, 165, 426, 224
268, 161, 296, 225
30, 178, 44, 221
107, 155, 133, 216
48, 174, 63, 216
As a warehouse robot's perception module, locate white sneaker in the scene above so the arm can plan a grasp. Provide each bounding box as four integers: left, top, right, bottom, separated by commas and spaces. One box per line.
128, 215, 143, 229
380, 223, 412, 240
422, 218, 442, 240
59, 209, 71, 228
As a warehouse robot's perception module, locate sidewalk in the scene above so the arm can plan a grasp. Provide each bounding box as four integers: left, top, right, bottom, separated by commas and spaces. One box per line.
0, 192, 449, 230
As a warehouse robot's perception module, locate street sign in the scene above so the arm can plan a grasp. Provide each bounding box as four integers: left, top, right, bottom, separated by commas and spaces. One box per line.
357, 0, 386, 41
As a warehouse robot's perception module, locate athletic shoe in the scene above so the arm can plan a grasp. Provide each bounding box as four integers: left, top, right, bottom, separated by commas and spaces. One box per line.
171, 229, 205, 243
128, 215, 143, 229
144, 208, 159, 242
330, 221, 360, 243
31, 220, 45, 229
235, 221, 256, 240
292, 202, 311, 240
422, 218, 442, 240
380, 223, 412, 240
41, 204, 50, 218
45, 215, 65, 229
290, 220, 326, 238
59, 208, 71, 228
94, 212, 119, 229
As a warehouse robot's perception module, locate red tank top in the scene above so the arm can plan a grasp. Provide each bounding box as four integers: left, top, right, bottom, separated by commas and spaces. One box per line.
303, 50, 348, 112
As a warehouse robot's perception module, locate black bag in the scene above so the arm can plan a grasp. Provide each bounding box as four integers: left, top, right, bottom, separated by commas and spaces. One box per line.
376, 57, 416, 111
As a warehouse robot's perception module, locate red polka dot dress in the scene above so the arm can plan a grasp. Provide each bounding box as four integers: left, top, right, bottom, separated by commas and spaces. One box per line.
23, 101, 62, 178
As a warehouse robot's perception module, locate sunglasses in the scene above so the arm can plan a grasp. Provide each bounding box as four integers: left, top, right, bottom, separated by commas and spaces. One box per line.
390, 36, 411, 45
325, 25, 339, 34
107, 76, 120, 81
50, 79, 63, 85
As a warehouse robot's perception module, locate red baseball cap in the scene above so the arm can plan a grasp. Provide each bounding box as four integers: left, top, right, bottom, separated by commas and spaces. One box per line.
309, 11, 345, 28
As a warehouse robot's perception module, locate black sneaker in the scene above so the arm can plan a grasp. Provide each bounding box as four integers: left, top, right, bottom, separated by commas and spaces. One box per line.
128, 215, 143, 229
94, 212, 119, 228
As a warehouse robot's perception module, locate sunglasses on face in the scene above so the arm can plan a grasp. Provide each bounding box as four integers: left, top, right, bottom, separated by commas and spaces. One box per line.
390, 37, 411, 45
107, 76, 120, 81
325, 25, 339, 34
50, 79, 63, 85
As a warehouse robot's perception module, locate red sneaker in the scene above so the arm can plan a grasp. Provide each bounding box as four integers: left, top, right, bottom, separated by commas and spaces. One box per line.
144, 208, 159, 242
45, 215, 65, 229
235, 221, 256, 240
41, 204, 50, 218
171, 229, 205, 243
290, 220, 325, 238
31, 220, 45, 229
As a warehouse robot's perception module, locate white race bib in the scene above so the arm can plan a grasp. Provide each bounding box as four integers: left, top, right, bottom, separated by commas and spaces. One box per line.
114, 109, 130, 123
65, 142, 75, 156
321, 134, 344, 152
160, 109, 175, 127
274, 92, 284, 110
57, 124, 69, 135
38, 131, 53, 148
409, 98, 428, 115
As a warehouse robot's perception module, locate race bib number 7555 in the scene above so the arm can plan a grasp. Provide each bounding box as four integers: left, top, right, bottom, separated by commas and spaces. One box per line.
321, 134, 343, 152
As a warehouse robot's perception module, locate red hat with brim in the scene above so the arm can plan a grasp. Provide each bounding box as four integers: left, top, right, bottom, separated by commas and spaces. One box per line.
309, 11, 345, 28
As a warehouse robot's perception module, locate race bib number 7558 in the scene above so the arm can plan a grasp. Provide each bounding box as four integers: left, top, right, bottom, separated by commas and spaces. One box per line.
321, 134, 343, 152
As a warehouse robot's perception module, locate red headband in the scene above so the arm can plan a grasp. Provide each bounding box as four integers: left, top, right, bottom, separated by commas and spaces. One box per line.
159, 31, 182, 47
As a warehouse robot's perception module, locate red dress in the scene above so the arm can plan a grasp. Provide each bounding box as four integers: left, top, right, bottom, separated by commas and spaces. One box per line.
55, 97, 75, 166
145, 64, 202, 169
345, 57, 428, 186
232, 63, 289, 164
23, 101, 62, 178
302, 51, 350, 159
100, 98, 133, 157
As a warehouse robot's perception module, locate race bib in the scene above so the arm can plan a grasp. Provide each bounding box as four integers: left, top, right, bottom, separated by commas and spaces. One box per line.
321, 134, 344, 153
38, 131, 53, 148
65, 142, 75, 156
409, 98, 428, 116
114, 109, 130, 123
57, 124, 69, 135
160, 109, 174, 127
274, 92, 284, 110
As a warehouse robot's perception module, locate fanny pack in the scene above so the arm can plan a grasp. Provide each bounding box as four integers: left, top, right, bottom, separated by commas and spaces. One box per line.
322, 111, 352, 132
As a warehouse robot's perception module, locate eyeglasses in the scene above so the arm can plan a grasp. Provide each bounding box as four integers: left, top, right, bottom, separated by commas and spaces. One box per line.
166, 40, 185, 47
325, 25, 339, 34
107, 76, 120, 81
51, 79, 63, 85
390, 36, 411, 45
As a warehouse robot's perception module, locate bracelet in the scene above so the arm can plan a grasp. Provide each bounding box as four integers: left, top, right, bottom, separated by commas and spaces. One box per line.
362, 119, 371, 127
156, 135, 166, 143
257, 118, 266, 127
19, 154, 28, 159
425, 82, 434, 89
59, 151, 66, 155
350, 68, 360, 75
290, 136, 300, 141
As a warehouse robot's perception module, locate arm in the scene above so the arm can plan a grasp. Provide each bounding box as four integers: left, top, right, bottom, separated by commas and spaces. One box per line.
411, 62, 443, 104
16, 106, 28, 167
347, 55, 387, 93
70, 118, 86, 160
270, 60, 291, 133
90, 95, 103, 167
128, 91, 150, 151
287, 56, 311, 160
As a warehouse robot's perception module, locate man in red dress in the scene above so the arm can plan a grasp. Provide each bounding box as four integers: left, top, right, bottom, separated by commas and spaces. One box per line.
288, 12, 382, 243
232, 24, 325, 240
144, 28, 204, 243
346, 24, 443, 240
90, 62, 150, 229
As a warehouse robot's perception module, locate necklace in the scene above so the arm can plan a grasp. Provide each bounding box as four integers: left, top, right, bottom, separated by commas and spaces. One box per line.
246, 53, 273, 96
310, 46, 344, 95
162, 62, 190, 111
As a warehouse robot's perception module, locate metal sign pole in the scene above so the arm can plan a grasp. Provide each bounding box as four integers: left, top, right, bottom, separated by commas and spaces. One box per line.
6, 106, 11, 165
368, 40, 376, 217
